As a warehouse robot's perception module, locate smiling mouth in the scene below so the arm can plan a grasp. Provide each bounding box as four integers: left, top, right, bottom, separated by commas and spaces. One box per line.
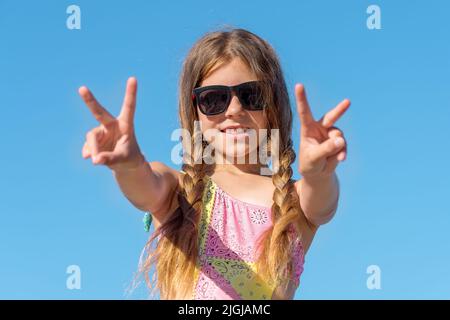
220, 128, 250, 135
219, 129, 251, 143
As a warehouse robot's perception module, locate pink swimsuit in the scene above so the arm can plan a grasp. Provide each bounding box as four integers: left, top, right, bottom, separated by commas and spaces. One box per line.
191, 175, 305, 299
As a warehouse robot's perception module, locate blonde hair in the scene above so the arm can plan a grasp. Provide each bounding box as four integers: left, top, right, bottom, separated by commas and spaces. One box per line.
139, 27, 309, 299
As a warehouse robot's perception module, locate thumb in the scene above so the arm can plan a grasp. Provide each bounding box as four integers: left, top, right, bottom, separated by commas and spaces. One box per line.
94, 151, 127, 166
310, 137, 345, 162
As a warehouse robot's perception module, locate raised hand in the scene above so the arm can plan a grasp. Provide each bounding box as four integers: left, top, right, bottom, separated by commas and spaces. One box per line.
79, 77, 146, 171
295, 84, 349, 180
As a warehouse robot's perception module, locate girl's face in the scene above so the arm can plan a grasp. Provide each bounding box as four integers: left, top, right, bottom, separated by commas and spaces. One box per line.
197, 57, 268, 163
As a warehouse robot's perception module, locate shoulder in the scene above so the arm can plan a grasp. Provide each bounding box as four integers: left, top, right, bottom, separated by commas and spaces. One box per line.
294, 178, 301, 195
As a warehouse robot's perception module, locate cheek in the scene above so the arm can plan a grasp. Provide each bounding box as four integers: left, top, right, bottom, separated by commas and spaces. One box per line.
249, 110, 268, 128
253, 115, 270, 150
197, 111, 213, 131
197, 113, 220, 143
252, 114, 269, 140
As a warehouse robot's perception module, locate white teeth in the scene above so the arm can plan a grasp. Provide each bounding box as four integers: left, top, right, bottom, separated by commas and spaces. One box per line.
225, 128, 247, 134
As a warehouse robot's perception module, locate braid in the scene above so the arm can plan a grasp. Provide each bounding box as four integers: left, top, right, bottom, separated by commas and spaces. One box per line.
141, 126, 210, 299
137, 27, 307, 300
255, 139, 304, 290
181, 124, 208, 209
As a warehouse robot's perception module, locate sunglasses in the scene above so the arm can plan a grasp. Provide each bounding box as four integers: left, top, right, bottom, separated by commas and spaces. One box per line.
192, 81, 265, 116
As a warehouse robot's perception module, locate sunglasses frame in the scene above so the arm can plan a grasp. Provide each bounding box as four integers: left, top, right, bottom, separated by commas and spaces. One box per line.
192, 81, 265, 116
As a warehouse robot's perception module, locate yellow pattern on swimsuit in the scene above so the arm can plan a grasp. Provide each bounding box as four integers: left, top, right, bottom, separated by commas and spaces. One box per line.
190, 175, 304, 300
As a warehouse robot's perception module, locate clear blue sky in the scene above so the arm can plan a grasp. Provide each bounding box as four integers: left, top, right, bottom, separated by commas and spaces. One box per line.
1, 0, 449, 299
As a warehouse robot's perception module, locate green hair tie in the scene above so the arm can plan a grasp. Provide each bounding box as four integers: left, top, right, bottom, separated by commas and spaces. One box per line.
143, 212, 152, 232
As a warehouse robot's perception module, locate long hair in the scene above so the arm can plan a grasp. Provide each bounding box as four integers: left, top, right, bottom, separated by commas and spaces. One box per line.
139, 27, 309, 299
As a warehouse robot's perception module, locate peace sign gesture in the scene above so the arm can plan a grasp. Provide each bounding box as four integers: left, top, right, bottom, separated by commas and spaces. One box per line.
295, 84, 350, 180
79, 77, 146, 171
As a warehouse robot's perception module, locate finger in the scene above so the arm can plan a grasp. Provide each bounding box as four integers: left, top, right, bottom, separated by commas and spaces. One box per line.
324, 153, 340, 172
328, 127, 347, 161
319, 99, 350, 128
95, 150, 127, 166
328, 128, 347, 161
82, 142, 91, 159
78, 86, 115, 125
295, 84, 315, 127
86, 128, 103, 164
309, 136, 346, 163
327, 126, 344, 139
337, 150, 346, 161
119, 77, 138, 124
337, 142, 347, 161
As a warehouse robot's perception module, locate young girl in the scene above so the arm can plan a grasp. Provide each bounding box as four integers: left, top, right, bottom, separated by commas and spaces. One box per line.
79, 28, 349, 300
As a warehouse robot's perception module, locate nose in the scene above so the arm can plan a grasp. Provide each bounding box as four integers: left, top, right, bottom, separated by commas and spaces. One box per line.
224, 93, 245, 117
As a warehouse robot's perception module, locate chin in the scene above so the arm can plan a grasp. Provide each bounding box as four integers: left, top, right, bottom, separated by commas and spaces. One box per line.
215, 146, 254, 163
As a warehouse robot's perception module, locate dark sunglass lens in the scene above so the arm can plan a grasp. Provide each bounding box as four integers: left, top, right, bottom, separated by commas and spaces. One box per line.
199, 90, 229, 114
238, 83, 263, 110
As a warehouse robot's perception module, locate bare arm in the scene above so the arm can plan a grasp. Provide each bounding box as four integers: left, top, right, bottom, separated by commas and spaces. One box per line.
296, 172, 340, 226
79, 77, 178, 226
294, 83, 349, 227
112, 158, 179, 222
